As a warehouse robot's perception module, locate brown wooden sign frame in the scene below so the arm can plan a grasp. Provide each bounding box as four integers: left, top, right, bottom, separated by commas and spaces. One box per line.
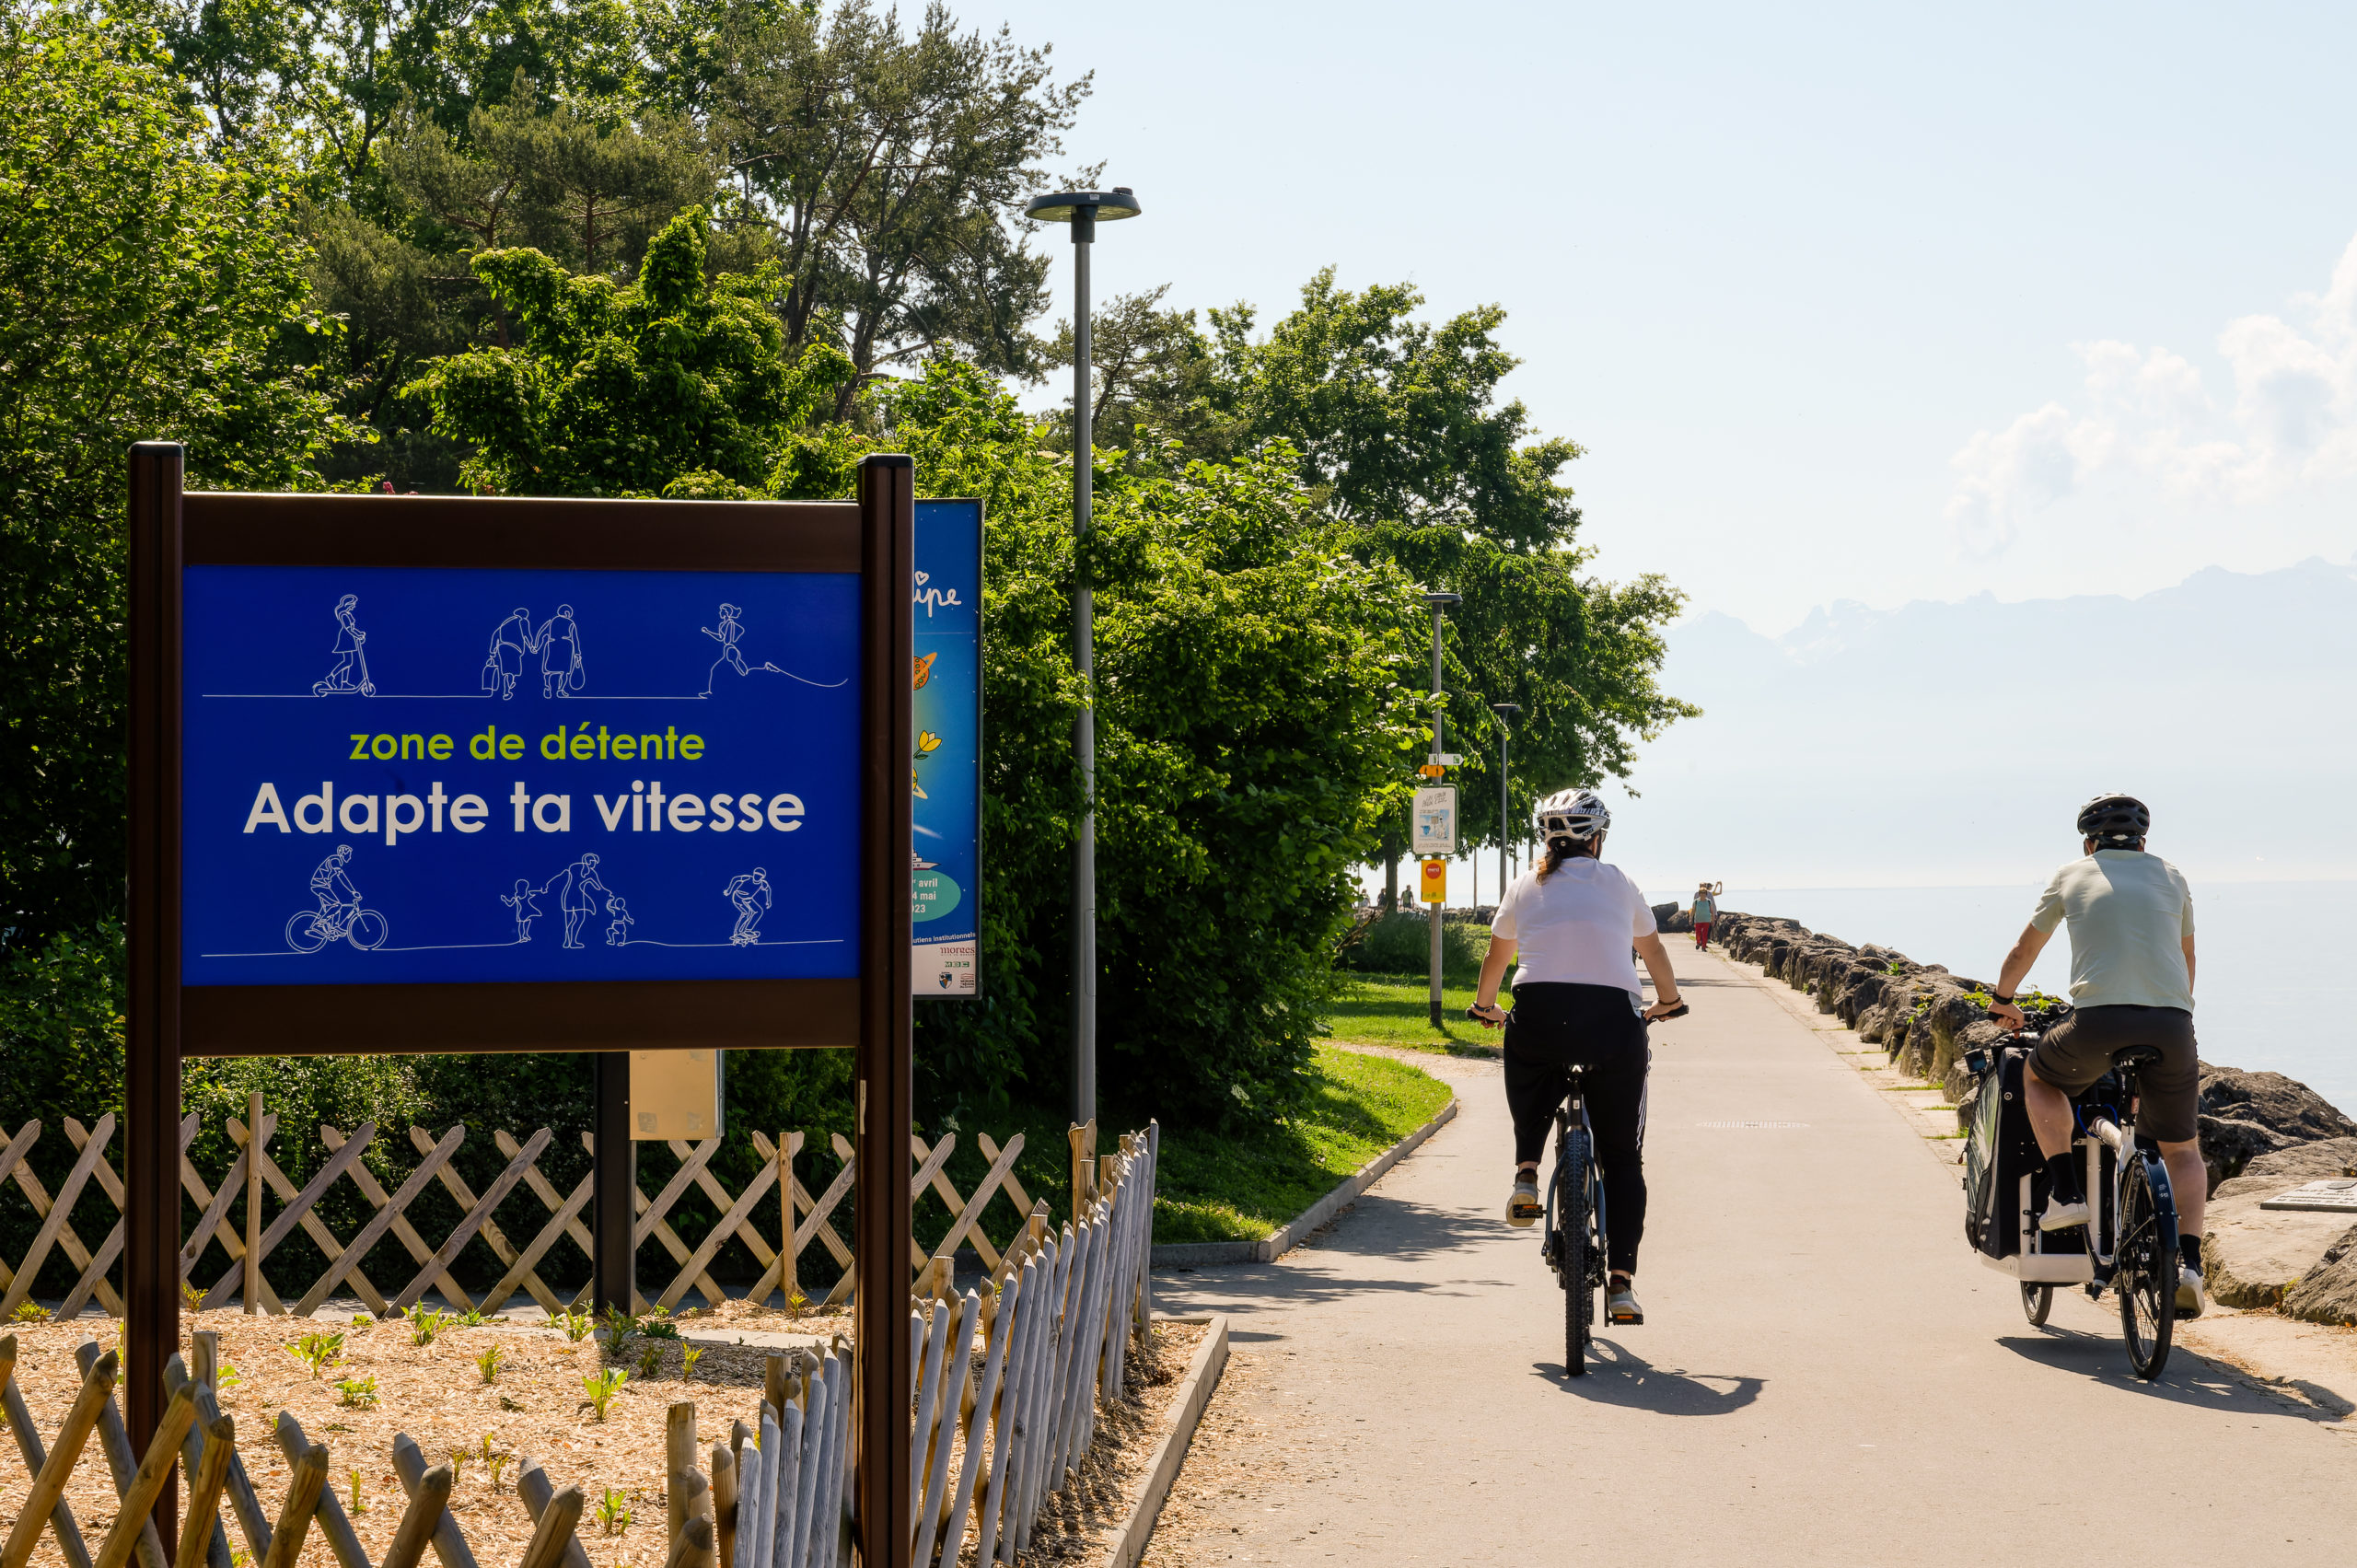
123, 446, 915, 1566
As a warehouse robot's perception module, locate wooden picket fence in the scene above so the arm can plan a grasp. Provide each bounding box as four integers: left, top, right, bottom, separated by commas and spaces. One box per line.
0, 1109, 1144, 1320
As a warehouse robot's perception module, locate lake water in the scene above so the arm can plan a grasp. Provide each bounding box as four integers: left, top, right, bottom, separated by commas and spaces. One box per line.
1650, 882, 2354, 1119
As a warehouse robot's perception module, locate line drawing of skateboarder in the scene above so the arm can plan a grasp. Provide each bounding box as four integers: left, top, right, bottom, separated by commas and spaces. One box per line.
724, 867, 772, 946
536, 604, 585, 697
604, 896, 633, 947
543, 852, 611, 948
483, 608, 535, 700
314, 595, 375, 695
500, 879, 542, 942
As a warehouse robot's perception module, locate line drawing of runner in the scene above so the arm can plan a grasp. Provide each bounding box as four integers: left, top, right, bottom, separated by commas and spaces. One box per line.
536, 603, 586, 697
313, 595, 375, 695
500, 879, 542, 942
701, 603, 846, 693
482, 608, 535, 700
604, 896, 634, 946
542, 852, 612, 948
724, 867, 772, 946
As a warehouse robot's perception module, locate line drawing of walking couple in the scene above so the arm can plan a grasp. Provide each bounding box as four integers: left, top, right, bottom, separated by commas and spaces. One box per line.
501, 853, 630, 948
483, 605, 586, 699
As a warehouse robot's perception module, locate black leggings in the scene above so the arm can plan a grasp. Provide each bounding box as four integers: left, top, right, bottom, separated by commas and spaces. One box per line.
1503, 982, 1652, 1277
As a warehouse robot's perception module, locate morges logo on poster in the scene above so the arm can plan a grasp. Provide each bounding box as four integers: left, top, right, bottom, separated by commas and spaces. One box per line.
181, 565, 861, 987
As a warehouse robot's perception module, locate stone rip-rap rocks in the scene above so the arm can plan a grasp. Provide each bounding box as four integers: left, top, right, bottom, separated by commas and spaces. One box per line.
1703, 911, 2357, 1327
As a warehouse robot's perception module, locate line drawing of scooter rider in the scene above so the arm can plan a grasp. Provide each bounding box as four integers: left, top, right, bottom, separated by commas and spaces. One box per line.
545, 852, 611, 948
536, 603, 585, 697
484, 608, 535, 700
314, 595, 374, 695
725, 867, 772, 946
310, 845, 361, 927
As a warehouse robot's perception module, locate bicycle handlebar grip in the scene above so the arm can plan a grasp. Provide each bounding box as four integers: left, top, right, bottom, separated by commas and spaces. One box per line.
1654, 1003, 1689, 1020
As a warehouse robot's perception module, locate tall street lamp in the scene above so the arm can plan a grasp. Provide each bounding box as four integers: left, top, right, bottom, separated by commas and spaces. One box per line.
1421, 591, 1460, 1028
1491, 703, 1519, 905
1024, 187, 1141, 1128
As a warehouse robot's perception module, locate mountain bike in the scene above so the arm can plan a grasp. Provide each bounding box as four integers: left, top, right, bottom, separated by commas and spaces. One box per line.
1963, 1034, 2179, 1380
286, 901, 389, 952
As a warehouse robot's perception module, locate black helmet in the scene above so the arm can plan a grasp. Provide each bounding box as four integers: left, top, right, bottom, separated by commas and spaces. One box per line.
2075, 794, 2149, 846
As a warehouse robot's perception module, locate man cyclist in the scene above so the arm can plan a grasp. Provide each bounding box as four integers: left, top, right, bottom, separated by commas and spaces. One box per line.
1988, 794, 2206, 1316
309, 845, 361, 933
1469, 789, 1685, 1327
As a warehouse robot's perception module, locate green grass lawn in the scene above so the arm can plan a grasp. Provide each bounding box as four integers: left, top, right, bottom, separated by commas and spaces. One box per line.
1322, 972, 1505, 1054
1149, 1042, 1455, 1245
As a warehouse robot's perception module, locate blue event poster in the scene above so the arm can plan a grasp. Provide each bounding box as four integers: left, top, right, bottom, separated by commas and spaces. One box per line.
911, 501, 981, 997
180, 565, 860, 986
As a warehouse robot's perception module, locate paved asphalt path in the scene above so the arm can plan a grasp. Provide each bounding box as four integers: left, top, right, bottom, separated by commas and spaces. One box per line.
1149, 941, 2353, 1565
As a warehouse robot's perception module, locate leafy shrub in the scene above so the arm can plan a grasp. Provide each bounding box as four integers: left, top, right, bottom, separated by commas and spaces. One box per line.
1338, 912, 1489, 981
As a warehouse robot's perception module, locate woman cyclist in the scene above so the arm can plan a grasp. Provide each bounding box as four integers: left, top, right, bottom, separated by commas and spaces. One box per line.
1469, 789, 1685, 1326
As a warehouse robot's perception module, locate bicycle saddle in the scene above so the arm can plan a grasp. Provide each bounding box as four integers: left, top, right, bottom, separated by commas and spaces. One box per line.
2109, 1044, 2163, 1071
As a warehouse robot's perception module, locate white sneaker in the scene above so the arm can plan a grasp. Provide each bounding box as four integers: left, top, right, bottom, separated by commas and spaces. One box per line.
1505, 1179, 1541, 1228
2038, 1196, 2091, 1232
2177, 1263, 2206, 1318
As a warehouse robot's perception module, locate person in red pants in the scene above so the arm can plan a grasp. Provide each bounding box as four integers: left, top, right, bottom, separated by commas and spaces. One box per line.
1690, 881, 1721, 948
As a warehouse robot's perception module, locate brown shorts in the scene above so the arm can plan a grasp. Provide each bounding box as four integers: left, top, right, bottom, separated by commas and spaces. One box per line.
2028, 1005, 2199, 1144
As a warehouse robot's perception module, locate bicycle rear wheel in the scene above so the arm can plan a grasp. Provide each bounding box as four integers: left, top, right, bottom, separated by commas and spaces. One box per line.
2118, 1156, 2176, 1380
2020, 1283, 2053, 1327
1559, 1129, 1594, 1375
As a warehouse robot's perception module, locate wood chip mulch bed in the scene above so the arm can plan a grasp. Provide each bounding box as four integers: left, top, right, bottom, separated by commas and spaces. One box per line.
1136, 1349, 1339, 1568
0, 1311, 1203, 1568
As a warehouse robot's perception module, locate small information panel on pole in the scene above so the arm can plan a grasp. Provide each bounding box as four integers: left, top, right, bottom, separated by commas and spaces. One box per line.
124, 448, 918, 1565
1411, 784, 1458, 856
912, 499, 981, 996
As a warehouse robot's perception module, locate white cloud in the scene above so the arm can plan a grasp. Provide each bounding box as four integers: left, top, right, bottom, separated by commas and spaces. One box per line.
1945, 232, 2357, 555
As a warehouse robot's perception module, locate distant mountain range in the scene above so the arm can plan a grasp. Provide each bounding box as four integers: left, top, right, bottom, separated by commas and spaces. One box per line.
1614, 557, 2357, 888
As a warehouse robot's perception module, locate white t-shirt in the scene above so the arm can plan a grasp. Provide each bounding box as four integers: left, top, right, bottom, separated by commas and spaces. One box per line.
1491, 858, 1655, 998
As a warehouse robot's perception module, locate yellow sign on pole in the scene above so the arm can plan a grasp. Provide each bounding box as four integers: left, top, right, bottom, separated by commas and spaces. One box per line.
1420, 858, 1447, 905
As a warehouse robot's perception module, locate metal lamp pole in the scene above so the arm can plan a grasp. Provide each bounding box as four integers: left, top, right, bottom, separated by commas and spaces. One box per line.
1024, 187, 1141, 1127
1492, 703, 1519, 904
1422, 591, 1459, 1028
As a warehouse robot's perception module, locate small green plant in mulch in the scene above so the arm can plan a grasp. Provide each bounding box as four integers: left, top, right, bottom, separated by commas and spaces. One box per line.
680, 1345, 703, 1381
334, 1374, 379, 1409
348, 1469, 369, 1516
482, 1434, 511, 1492
216, 1365, 245, 1399
639, 1307, 679, 1341
406, 1305, 453, 1345
475, 1343, 505, 1383
546, 1308, 595, 1342
181, 1283, 206, 1313
634, 1341, 663, 1380
580, 1367, 629, 1422
595, 1484, 632, 1534
287, 1330, 345, 1379
11, 1302, 51, 1323
456, 1307, 487, 1328
447, 1444, 468, 1487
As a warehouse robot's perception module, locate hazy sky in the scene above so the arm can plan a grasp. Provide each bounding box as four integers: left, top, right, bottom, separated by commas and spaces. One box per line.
972, 2, 2357, 633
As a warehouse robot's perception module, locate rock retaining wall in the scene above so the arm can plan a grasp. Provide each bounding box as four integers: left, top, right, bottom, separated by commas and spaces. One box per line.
1705, 910, 2357, 1326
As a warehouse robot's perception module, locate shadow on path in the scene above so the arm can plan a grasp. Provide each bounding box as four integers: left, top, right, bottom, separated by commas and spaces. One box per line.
1529, 1341, 1768, 1414
1996, 1325, 2347, 1423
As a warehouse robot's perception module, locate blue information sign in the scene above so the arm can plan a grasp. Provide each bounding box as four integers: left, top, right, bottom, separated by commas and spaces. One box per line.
181, 564, 860, 986
911, 501, 981, 996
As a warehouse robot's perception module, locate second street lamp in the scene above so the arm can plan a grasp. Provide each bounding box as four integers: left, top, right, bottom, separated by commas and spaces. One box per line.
1492, 703, 1520, 904
1024, 187, 1141, 1128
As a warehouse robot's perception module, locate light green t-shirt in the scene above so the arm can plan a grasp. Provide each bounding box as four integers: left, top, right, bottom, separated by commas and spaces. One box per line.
2028, 850, 2195, 1012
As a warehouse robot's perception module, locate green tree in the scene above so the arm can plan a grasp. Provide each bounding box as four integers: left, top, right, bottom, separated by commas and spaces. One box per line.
1041, 285, 1241, 462
402, 207, 851, 495
0, 7, 359, 949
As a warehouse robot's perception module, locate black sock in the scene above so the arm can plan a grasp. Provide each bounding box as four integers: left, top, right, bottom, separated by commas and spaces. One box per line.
1513, 1167, 1537, 1186
2043, 1152, 2084, 1204
2181, 1235, 2203, 1270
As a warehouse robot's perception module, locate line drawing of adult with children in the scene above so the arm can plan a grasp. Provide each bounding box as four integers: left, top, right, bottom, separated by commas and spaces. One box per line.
482, 608, 535, 700
501, 879, 542, 942
536, 603, 586, 696
543, 853, 612, 948
724, 867, 772, 946
605, 896, 633, 946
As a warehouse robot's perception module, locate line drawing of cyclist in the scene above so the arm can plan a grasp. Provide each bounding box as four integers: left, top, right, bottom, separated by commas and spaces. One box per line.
483, 608, 535, 700
544, 852, 611, 948
536, 603, 585, 697
500, 879, 542, 943
725, 867, 772, 946
313, 595, 375, 695
310, 844, 361, 924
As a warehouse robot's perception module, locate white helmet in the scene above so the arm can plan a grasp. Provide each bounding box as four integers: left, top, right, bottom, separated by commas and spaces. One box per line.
1533, 789, 1610, 849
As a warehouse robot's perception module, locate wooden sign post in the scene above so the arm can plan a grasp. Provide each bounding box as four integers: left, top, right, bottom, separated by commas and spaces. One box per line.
122, 446, 914, 1565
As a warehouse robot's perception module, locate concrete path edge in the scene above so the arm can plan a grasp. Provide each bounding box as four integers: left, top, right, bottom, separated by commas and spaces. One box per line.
1098, 1312, 1230, 1568
1150, 1094, 1462, 1267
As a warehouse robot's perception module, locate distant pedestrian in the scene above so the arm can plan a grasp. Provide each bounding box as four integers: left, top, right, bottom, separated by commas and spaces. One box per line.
1690, 882, 1722, 949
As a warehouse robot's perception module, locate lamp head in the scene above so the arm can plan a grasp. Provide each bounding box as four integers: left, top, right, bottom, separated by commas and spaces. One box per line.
1023, 189, 1142, 224
1422, 591, 1462, 610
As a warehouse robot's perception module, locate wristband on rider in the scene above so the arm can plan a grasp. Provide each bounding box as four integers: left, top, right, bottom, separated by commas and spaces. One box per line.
1991, 993, 2015, 1005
